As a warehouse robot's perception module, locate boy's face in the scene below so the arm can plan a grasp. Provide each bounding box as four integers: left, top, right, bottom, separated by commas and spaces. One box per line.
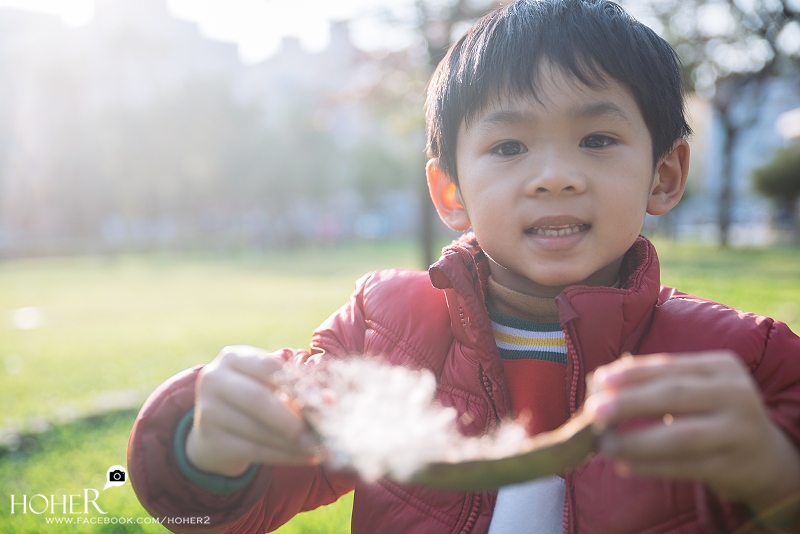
430, 67, 688, 297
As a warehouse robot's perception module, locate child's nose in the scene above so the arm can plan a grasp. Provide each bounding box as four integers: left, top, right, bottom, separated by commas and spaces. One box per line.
523, 148, 587, 196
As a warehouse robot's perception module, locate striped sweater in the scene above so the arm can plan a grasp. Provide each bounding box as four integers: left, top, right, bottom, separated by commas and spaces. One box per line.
489, 304, 567, 364
485, 277, 569, 436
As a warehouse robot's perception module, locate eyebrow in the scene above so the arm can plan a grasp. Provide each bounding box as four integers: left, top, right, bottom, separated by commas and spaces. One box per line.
474, 100, 635, 129
571, 101, 634, 125
476, 109, 530, 128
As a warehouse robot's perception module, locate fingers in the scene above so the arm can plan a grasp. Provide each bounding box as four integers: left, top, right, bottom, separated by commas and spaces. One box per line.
191, 345, 323, 472
586, 350, 756, 425
592, 350, 744, 389
610, 452, 734, 482
588, 374, 729, 423
188, 423, 319, 476
202, 365, 309, 441
210, 429, 319, 468
198, 400, 316, 459
583, 350, 788, 507
597, 411, 750, 492
601, 414, 731, 461
217, 345, 286, 384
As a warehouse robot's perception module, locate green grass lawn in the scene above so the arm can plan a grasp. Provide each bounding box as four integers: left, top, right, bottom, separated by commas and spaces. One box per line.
0, 410, 353, 534
654, 240, 800, 329
1, 240, 419, 534
0, 241, 421, 428
1, 238, 799, 533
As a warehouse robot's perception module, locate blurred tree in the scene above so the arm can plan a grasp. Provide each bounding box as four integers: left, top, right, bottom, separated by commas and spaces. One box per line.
95, 85, 351, 249
91, 81, 263, 237
415, 0, 501, 267
753, 144, 800, 242
622, 0, 800, 246
353, 141, 414, 207
0, 4, 460, 255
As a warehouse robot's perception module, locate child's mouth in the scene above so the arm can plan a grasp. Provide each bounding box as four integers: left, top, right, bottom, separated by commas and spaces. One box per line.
525, 223, 590, 237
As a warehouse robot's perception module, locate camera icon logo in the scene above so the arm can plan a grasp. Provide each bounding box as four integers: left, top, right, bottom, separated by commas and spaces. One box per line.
104, 465, 128, 490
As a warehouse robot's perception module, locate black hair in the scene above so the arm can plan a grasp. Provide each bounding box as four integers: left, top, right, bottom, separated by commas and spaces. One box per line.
425, 0, 692, 184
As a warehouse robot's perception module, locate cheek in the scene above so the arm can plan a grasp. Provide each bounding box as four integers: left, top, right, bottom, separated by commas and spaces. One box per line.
458, 180, 506, 222
603, 162, 654, 206
598, 181, 650, 235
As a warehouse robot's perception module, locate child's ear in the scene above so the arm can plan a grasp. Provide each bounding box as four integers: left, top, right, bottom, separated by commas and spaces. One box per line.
426, 159, 471, 231
647, 139, 690, 216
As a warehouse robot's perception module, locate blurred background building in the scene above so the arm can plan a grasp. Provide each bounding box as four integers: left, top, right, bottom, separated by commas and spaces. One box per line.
651, 77, 800, 245
0, 0, 432, 256
0, 0, 798, 257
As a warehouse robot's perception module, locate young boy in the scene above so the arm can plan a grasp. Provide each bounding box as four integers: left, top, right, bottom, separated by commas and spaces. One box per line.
128, 1, 800, 532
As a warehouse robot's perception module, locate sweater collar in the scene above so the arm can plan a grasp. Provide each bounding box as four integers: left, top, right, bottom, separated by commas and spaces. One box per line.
487, 276, 561, 323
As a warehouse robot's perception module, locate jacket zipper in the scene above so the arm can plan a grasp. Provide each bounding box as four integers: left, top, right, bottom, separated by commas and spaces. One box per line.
478, 363, 500, 432
454, 363, 503, 534
563, 323, 581, 534
458, 492, 482, 534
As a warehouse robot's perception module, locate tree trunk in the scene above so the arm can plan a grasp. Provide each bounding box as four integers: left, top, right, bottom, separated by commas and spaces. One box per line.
718, 118, 737, 247
713, 74, 768, 248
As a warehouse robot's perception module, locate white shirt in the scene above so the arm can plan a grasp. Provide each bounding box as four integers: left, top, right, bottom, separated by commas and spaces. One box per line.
487, 475, 566, 534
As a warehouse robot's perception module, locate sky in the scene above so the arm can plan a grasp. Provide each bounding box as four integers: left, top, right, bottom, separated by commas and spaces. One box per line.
4, 0, 797, 67
0, 0, 420, 63
0, 0, 94, 26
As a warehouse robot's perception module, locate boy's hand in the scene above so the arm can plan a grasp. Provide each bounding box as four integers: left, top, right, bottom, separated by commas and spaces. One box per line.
585, 351, 800, 515
185, 345, 321, 477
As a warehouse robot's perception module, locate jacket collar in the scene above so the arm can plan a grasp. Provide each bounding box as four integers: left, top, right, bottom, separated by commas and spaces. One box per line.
428, 234, 510, 415
429, 234, 662, 409
428, 234, 494, 357
555, 236, 661, 408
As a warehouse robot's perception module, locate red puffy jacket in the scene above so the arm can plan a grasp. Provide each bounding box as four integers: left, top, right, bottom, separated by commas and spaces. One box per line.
128, 235, 800, 534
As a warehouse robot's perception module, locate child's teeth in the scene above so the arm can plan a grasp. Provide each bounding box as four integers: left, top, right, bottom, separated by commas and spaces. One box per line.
534, 224, 584, 237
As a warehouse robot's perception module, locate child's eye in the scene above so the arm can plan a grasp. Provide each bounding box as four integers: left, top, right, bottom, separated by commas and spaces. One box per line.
491, 141, 527, 157
580, 135, 617, 149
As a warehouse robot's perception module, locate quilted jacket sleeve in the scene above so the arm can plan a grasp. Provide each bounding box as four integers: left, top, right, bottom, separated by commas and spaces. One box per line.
753, 319, 800, 448
127, 273, 378, 533
701, 318, 800, 532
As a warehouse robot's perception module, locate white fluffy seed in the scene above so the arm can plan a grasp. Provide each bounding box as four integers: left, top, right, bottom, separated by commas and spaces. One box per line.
274, 357, 530, 482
